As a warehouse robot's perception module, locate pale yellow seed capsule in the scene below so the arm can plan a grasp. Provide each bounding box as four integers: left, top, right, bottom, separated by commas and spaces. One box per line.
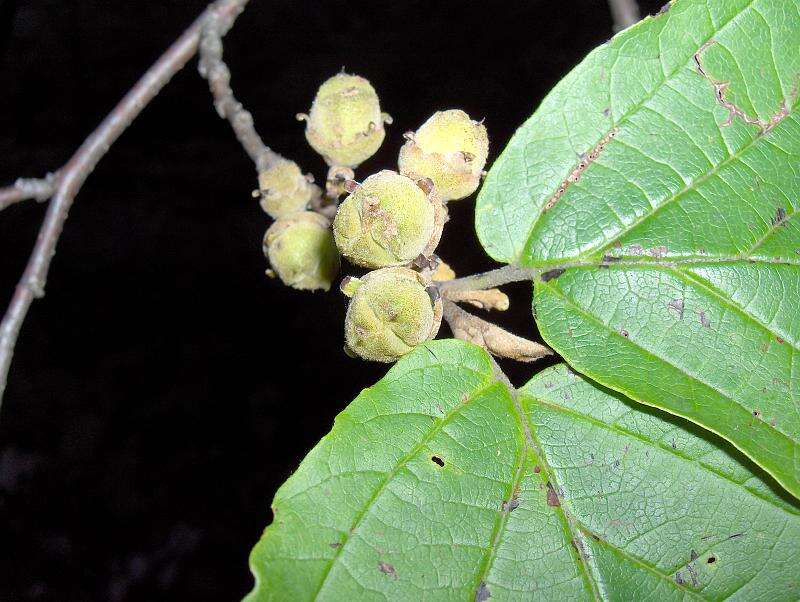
263, 212, 340, 291
258, 158, 317, 219
398, 109, 489, 201
300, 73, 391, 168
343, 267, 442, 362
333, 170, 444, 269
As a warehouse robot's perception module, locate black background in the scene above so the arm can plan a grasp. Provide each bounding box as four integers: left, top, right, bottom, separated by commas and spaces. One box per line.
0, 1, 662, 599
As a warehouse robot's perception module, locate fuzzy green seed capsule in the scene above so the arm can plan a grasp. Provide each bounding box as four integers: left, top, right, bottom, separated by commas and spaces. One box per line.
263, 212, 340, 291
300, 73, 391, 168
258, 159, 318, 219
343, 267, 442, 362
398, 109, 489, 201
332, 170, 445, 269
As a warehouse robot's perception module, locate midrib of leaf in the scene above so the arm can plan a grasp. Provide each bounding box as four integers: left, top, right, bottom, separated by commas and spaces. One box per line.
574, 524, 706, 600
677, 266, 799, 349
537, 110, 796, 266
469, 438, 528, 599
537, 279, 800, 476
312, 377, 499, 597
533, 397, 800, 518
500, 380, 607, 601
514, 0, 793, 267
541, 265, 800, 440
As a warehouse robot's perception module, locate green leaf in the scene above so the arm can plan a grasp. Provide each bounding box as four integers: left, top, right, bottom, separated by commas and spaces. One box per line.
245, 341, 800, 600
475, 0, 800, 496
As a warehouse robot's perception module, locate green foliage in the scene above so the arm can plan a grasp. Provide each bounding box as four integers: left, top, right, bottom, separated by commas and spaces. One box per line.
247, 0, 800, 597
246, 341, 800, 600
477, 0, 800, 496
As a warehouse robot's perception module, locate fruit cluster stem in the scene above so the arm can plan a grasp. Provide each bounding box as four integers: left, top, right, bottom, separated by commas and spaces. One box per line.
198, 8, 280, 173
436, 265, 539, 293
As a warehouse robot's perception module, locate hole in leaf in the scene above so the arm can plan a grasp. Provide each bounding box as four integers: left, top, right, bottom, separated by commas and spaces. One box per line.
431, 455, 445, 467
707, 556, 716, 564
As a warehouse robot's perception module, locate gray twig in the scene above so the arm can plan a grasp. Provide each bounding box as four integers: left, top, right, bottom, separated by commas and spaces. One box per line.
0, 174, 58, 211
198, 10, 279, 173
0, 0, 251, 409
436, 265, 539, 294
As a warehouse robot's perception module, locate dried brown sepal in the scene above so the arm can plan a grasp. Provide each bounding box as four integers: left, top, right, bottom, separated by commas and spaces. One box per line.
431, 259, 456, 282
445, 288, 509, 311
326, 166, 356, 201
442, 300, 551, 362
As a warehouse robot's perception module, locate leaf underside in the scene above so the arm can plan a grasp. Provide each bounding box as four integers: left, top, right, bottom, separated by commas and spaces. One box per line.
475, 0, 800, 497
246, 341, 800, 601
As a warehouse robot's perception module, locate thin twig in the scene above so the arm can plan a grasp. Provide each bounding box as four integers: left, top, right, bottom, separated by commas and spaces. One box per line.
0, 0, 251, 409
0, 174, 58, 211
198, 14, 341, 220
436, 265, 539, 293
608, 0, 640, 31
198, 10, 278, 173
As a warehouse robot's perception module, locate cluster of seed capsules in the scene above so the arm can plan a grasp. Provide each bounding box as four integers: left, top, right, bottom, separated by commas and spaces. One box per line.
260, 73, 488, 363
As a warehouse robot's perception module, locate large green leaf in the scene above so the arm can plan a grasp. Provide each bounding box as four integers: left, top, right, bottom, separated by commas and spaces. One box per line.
246, 340, 800, 600
475, 0, 800, 496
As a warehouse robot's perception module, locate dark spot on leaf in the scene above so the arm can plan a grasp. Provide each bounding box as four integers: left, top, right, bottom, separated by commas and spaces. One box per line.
686, 562, 700, 587
753, 410, 761, 418
675, 572, 685, 586
619, 328, 629, 338
546, 482, 560, 507
690, 549, 699, 561
777, 336, 785, 344
501, 498, 520, 512
602, 253, 622, 264
628, 244, 644, 255
707, 555, 716, 564
727, 532, 744, 540
671, 439, 677, 449
668, 298, 684, 319
543, 382, 554, 389
771, 206, 788, 226
603, 107, 611, 117
612, 459, 621, 469
533, 465, 541, 473
431, 455, 445, 467
475, 581, 491, 602
329, 542, 342, 549
541, 268, 565, 282
699, 310, 711, 328
570, 538, 586, 555
378, 561, 397, 579
770, 417, 777, 427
